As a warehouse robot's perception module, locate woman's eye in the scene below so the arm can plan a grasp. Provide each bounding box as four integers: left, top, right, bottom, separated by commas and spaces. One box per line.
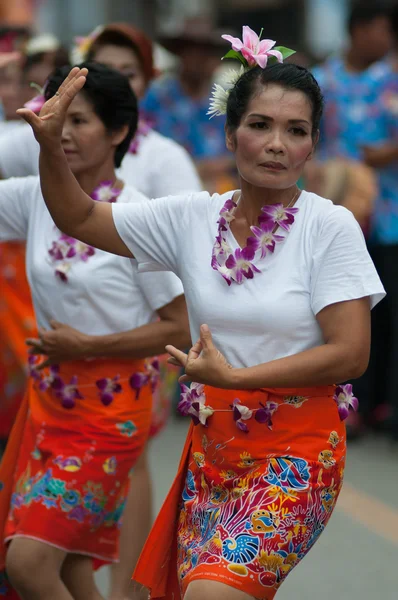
73, 117, 85, 125
250, 122, 267, 129
291, 127, 307, 136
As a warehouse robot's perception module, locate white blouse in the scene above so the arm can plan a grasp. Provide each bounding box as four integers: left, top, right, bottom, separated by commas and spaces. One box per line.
112, 189, 385, 369
0, 124, 202, 197
0, 177, 183, 334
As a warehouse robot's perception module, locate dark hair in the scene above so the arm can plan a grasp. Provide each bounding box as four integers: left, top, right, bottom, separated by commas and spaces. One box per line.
348, 2, 390, 35
390, 4, 398, 39
45, 62, 138, 168
226, 63, 323, 139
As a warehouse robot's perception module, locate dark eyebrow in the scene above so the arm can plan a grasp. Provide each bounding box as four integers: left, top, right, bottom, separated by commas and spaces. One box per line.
247, 113, 311, 126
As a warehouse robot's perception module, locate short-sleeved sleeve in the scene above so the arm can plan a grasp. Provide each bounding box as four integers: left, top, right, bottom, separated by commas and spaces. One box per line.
310, 206, 385, 314
0, 125, 39, 178
112, 194, 191, 275
0, 176, 37, 241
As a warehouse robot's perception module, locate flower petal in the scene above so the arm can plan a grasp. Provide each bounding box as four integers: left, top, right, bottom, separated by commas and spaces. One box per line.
254, 54, 269, 69
221, 34, 244, 51
242, 26, 259, 51
257, 39, 276, 53
267, 49, 283, 63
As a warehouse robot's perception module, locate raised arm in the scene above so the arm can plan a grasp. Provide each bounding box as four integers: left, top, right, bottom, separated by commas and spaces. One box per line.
17, 67, 132, 258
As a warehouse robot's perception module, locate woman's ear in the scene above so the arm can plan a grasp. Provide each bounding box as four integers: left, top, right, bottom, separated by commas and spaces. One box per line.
112, 124, 130, 147
225, 125, 236, 153
306, 129, 320, 161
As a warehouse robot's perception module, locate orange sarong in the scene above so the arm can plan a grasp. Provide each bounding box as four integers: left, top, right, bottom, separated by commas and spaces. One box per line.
0, 356, 154, 592
134, 385, 346, 599
0, 242, 35, 439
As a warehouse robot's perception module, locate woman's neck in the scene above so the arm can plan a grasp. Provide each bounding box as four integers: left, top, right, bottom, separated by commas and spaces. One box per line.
75, 164, 119, 197
235, 183, 299, 227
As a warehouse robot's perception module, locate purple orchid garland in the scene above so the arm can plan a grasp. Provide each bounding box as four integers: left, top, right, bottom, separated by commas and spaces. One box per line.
211, 196, 299, 286
128, 118, 153, 154
48, 181, 122, 283
28, 356, 160, 409
177, 382, 357, 431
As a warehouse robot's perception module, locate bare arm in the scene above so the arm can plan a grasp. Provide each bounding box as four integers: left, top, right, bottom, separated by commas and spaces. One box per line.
27, 295, 191, 368
166, 298, 371, 389
362, 143, 398, 169
17, 67, 132, 257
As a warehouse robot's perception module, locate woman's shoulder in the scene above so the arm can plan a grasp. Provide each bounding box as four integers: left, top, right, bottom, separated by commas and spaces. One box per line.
119, 183, 221, 209
300, 189, 362, 241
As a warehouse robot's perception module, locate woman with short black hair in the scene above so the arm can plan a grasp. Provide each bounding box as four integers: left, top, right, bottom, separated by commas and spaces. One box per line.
0, 62, 189, 600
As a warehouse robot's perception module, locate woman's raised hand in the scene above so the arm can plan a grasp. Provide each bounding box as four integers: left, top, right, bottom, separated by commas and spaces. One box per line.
16, 66, 87, 149
166, 324, 237, 389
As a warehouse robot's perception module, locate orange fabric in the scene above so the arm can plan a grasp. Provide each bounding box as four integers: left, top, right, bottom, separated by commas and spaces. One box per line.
0, 242, 35, 438
134, 385, 346, 599
0, 357, 153, 574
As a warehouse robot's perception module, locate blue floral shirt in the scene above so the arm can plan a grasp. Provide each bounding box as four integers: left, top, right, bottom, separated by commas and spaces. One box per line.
141, 76, 227, 161
313, 57, 398, 244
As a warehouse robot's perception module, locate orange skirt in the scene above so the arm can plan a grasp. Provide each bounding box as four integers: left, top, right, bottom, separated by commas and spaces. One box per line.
0, 242, 35, 439
133, 385, 346, 599
0, 357, 154, 575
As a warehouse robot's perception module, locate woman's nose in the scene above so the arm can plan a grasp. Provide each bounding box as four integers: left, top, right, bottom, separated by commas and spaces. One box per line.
266, 131, 285, 154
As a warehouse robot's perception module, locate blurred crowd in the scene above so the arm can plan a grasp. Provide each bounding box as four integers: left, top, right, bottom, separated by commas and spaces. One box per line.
1, 0, 398, 447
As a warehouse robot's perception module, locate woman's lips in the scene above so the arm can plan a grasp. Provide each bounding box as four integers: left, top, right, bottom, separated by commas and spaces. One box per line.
260, 162, 286, 171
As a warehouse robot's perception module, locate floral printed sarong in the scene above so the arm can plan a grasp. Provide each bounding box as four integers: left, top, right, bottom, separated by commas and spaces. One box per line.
133, 385, 346, 599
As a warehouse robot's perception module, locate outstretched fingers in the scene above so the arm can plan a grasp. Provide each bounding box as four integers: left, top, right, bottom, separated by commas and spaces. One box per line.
165, 345, 188, 368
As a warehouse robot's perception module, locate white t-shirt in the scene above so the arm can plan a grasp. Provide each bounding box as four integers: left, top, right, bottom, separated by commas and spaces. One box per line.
0, 176, 183, 334
0, 124, 202, 197
112, 189, 385, 369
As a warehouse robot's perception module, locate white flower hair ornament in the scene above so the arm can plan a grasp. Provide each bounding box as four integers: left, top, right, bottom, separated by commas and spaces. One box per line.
208, 26, 295, 118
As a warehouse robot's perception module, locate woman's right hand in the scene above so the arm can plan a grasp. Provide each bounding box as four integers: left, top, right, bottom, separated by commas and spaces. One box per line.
16, 66, 87, 150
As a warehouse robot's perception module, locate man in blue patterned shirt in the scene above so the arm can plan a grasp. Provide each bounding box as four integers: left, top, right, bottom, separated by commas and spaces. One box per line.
312, 2, 395, 440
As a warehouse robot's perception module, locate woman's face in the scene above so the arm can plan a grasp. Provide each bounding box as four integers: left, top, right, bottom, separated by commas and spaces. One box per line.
93, 44, 147, 99
227, 84, 317, 190
61, 92, 125, 175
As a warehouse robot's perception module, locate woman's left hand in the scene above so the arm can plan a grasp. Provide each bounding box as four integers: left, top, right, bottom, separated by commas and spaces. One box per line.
166, 324, 237, 388
26, 320, 91, 369
17, 66, 87, 150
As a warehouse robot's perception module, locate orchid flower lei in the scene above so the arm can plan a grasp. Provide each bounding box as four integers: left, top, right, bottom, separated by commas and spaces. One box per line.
48, 181, 121, 283
212, 192, 300, 286
208, 26, 295, 118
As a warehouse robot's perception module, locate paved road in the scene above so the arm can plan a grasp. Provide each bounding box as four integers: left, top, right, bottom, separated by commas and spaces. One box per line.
96, 418, 398, 599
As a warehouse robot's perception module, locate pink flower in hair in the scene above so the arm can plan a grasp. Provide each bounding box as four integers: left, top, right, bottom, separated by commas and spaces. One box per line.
222, 26, 283, 69
24, 94, 45, 114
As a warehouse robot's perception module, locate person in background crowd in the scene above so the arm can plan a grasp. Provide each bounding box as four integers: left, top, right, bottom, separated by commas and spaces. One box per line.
0, 43, 71, 461
20, 34, 70, 106
141, 17, 237, 193
310, 1, 394, 439
359, 3, 398, 445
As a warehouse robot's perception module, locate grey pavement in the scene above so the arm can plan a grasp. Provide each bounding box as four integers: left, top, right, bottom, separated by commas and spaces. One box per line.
96, 419, 398, 599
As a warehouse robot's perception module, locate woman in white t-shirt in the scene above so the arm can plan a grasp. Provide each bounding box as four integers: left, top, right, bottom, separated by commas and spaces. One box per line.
0, 27, 202, 600
0, 63, 190, 600
17, 51, 385, 600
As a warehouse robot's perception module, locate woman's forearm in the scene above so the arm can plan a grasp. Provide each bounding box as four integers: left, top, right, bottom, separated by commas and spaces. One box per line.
83, 319, 191, 360
232, 343, 367, 389
39, 146, 95, 236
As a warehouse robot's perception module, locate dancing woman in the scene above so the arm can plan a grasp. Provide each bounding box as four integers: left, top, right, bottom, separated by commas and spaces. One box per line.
17, 29, 384, 600
0, 62, 189, 600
